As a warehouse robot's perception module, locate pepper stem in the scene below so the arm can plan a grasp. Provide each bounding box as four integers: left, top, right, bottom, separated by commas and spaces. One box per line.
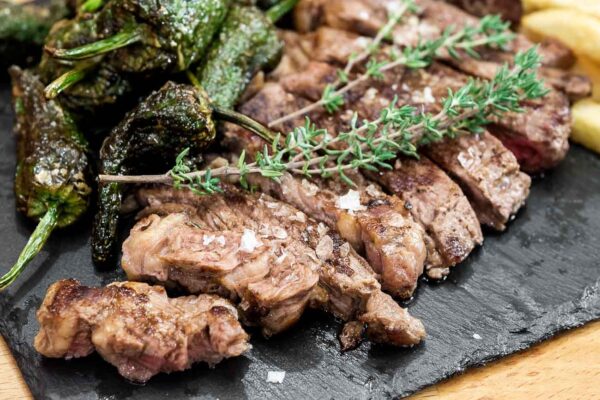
79, 0, 104, 13
212, 106, 276, 143
44, 60, 97, 99
266, 0, 299, 23
0, 204, 60, 290
45, 26, 143, 61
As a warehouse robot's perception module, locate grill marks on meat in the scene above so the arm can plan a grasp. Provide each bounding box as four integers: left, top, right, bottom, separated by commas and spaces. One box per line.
34, 279, 249, 383
367, 157, 483, 279
126, 186, 426, 347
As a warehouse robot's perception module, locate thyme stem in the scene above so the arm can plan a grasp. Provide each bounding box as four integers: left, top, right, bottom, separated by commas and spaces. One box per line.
268, 13, 513, 128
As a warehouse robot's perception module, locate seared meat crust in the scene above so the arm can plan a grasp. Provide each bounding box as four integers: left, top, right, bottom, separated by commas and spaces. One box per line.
35, 279, 249, 383
124, 186, 426, 347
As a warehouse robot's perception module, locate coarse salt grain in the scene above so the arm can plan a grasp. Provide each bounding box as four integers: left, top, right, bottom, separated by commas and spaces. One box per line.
423, 87, 435, 103
266, 371, 286, 384
336, 190, 366, 212
240, 229, 261, 252
315, 235, 334, 261
203, 235, 215, 246
215, 236, 226, 246
473, 333, 482, 340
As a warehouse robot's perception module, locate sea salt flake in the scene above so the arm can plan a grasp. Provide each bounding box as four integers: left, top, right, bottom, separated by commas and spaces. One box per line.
266, 371, 286, 384
301, 179, 319, 196
315, 235, 334, 261
289, 212, 306, 223
240, 229, 261, 253
423, 86, 435, 103
203, 235, 215, 245
473, 333, 482, 340
317, 223, 329, 237
273, 227, 288, 240
365, 184, 381, 197
336, 190, 366, 212
215, 236, 226, 246
339, 243, 350, 257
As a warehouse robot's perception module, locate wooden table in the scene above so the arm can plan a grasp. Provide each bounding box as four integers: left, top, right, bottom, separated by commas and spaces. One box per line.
1, 321, 599, 399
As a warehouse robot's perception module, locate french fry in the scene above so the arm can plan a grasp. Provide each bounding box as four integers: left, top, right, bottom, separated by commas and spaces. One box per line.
522, 9, 600, 65
571, 99, 600, 154
523, 0, 600, 19
571, 56, 600, 101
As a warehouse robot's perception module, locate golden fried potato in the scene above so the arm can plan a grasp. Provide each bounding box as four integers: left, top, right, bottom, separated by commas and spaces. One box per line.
571, 99, 600, 154
571, 56, 600, 101
522, 9, 600, 65
523, 0, 600, 19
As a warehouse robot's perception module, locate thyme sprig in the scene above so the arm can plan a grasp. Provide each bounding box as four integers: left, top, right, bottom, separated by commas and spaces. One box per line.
268, 12, 513, 127
99, 48, 547, 193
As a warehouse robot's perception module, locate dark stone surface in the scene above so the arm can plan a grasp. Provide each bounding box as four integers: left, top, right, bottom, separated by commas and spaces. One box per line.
0, 85, 599, 400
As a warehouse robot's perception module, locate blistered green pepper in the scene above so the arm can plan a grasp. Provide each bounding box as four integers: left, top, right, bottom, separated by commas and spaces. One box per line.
197, 5, 282, 109
0, 0, 71, 71
1, 67, 91, 290
92, 82, 217, 265
44, 0, 231, 87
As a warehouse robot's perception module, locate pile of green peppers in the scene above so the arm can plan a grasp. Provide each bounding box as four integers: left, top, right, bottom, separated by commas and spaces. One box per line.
1, 0, 297, 285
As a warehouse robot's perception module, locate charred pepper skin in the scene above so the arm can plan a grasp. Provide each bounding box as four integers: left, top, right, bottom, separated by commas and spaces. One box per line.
92, 82, 216, 266
46, 0, 231, 75
0, 0, 70, 71
38, 14, 133, 113
197, 5, 282, 109
2, 67, 91, 290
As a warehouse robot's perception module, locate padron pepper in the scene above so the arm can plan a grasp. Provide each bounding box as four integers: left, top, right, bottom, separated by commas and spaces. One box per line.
43, 0, 231, 94
196, 2, 289, 109
91, 81, 274, 266
0, 0, 71, 72
39, 14, 133, 113
1, 67, 91, 290
92, 82, 216, 265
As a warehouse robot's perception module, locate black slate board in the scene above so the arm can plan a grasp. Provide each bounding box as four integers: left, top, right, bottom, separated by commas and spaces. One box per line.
0, 85, 599, 400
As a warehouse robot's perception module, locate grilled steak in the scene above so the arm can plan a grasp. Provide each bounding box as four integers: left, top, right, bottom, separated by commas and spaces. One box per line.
34, 279, 249, 383
441, 0, 522, 25
366, 157, 484, 279
224, 83, 428, 299
276, 26, 569, 174
125, 185, 426, 347
292, 0, 590, 100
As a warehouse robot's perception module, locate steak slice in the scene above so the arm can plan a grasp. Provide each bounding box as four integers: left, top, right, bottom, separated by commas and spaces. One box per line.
366, 157, 484, 279
126, 186, 426, 347
440, 0, 522, 25
425, 132, 531, 230
34, 279, 249, 383
123, 203, 320, 337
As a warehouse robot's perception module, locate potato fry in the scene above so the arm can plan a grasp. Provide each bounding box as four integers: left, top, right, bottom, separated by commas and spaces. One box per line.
571, 99, 600, 154
571, 56, 600, 101
522, 9, 600, 65
523, 0, 600, 19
